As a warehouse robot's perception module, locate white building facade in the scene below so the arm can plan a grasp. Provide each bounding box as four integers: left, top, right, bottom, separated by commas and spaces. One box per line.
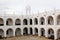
0, 10, 60, 40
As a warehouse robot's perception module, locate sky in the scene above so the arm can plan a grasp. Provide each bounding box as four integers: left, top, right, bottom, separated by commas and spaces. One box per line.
0, 0, 60, 15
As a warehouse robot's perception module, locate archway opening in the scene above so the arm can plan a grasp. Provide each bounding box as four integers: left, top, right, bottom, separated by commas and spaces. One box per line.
34, 18, 38, 25
23, 27, 28, 35
30, 19, 32, 25
48, 16, 54, 25
6, 29, 13, 37
40, 17, 45, 25
30, 27, 33, 35
57, 29, 60, 39
23, 19, 28, 25
35, 28, 38, 35
0, 18, 4, 26
57, 15, 60, 25
6, 18, 13, 26
15, 28, 21, 36
41, 28, 45, 36
0, 29, 4, 38
15, 19, 21, 25
48, 28, 54, 39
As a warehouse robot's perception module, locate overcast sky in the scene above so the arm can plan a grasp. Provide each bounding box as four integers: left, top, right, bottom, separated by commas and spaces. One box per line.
0, 0, 60, 15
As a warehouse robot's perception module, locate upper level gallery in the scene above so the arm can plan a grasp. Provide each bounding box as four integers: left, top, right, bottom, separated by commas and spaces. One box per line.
0, 10, 60, 27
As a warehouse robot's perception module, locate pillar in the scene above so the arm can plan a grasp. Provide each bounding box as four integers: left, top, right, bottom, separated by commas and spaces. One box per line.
45, 17, 47, 25
21, 19, 23, 26
38, 28, 41, 36
13, 29, 15, 37
21, 28, 23, 35
4, 19, 6, 26
54, 30, 57, 40
28, 27, 30, 35
4, 30, 6, 37
54, 17, 57, 25
32, 18, 34, 25
21, 18, 23, 35
13, 18, 15, 26
45, 29, 48, 37
45, 17, 48, 37
32, 28, 35, 35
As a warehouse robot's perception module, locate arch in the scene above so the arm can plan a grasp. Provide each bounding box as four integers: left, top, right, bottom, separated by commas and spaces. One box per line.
40, 17, 45, 25
0, 18, 4, 26
34, 18, 38, 25
41, 28, 45, 36
0, 29, 4, 38
15, 19, 21, 25
48, 28, 54, 39
57, 15, 60, 25
6, 18, 13, 25
48, 16, 54, 25
57, 29, 60, 39
30, 19, 32, 25
30, 27, 33, 35
34, 28, 38, 35
15, 28, 21, 36
6, 28, 13, 37
23, 27, 28, 35
23, 19, 28, 25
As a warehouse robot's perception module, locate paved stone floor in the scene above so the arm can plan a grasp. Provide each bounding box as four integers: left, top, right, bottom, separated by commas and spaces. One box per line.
0, 35, 53, 40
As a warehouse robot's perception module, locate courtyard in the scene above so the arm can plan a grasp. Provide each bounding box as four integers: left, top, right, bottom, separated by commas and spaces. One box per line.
0, 35, 53, 40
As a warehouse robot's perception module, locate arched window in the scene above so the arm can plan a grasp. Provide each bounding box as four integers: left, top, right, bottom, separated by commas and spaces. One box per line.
57, 15, 60, 25
23, 19, 28, 25
15, 19, 21, 25
15, 28, 21, 36
6, 18, 13, 26
48, 16, 54, 25
34, 18, 38, 25
57, 29, 60, 39
35, 28, 38, 35
0, 29, 4, 37
40, 17, 45, 25
41, 28, 45, 36
30, 27, 33, 34
23, 27, 28, 35
30, 19, 32, 25
48, 28, 54, 39
0, 18, 4, 26
48, 28, 54, 34
6, 28, 13, 37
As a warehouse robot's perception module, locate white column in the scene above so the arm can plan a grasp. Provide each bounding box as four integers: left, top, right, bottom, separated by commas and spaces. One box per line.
13, 29, 15, 36
45, 17, 47, 25
21, 19, 23, 26
4, 19, 6, 26
21, 18, 23, 35
38, 18, 41, 36
32, 18, 35, 35
38, 28, 41, 36
27, 18, 30, 34
32, 18, 34, 25
45, 29, 48, 37
28, 27, 30, 35
21, 28, 23, 35
54, 17, 57, 25
33, 28, 35, 35
4, 30, 6, 37
45, 17, 48, 37
28, 18, 30, 25
54, 29, 57, 40
13, 19, 15, 26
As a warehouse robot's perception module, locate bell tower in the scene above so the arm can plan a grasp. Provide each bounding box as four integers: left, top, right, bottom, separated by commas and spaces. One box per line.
26, 5, 31, 15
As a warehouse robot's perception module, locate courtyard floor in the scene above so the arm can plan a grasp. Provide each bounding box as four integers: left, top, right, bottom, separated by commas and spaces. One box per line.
0, 35, 53, 40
